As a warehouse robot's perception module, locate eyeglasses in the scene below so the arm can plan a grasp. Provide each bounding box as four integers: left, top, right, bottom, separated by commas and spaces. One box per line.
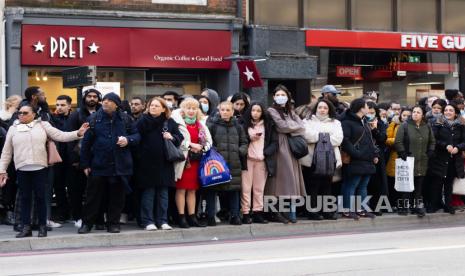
18, 112, 30, 116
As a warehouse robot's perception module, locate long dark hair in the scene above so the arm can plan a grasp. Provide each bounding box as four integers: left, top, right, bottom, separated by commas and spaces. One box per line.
231, 92, 250, 116
242, 101, 271, 131
312, 99, 337, 119
271, 84, 294, 120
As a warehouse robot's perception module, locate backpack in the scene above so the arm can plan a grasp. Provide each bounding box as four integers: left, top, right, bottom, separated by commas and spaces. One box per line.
312, 132, 336, 176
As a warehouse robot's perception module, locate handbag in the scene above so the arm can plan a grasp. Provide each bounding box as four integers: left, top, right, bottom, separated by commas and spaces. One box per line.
163, 121, 185, 162
453, 178, 465, 195
39, 122, 62, 165
341, 128, 365, 165
199, 148, 232, 187
394, 157, 415, 192
287, 135, 309, 159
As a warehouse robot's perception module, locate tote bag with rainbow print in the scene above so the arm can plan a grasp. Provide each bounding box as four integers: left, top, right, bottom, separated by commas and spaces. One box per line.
199, 148, 232, 187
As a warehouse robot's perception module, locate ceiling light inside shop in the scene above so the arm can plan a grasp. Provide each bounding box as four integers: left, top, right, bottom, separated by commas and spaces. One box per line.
408, 82, 442, 86
353, 64, 374, 67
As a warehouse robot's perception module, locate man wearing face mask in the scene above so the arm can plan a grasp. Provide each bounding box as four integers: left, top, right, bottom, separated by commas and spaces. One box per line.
66, 88, 102, 228
319, 85, 348, 119
162, 91, 180, 111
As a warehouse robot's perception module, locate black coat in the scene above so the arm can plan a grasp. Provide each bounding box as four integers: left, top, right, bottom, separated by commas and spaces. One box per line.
80, 109, 140, 176
429, 118, 465, 179
341, 111, 378, 176
207, 116, 248, 191
52, 113, 70, 163
135, 114, 183, 189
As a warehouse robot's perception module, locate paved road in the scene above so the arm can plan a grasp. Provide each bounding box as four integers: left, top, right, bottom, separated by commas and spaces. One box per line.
2, 225, 465, 276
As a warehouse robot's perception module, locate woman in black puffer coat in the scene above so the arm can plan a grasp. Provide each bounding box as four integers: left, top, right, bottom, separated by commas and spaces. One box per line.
206, 101, 248, 226
429, 104, 465, 214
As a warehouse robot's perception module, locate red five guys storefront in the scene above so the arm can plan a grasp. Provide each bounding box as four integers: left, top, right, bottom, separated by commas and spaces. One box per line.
306, 29, 465, 105
5, 10, 239, 104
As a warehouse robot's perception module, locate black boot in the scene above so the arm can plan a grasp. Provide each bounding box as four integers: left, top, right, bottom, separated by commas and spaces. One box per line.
207, 217, 216, 226
78, 224, 93, 234
242, 214, 252, 224
187, 214, 206, 227
307, 212, 324, 221
178, 215, 190, 228
107, 224, 120, 233
38, 225, 47, 237
270, 212, 289, 224
16, 225, 32, 238
252, 212, 268, 224
230, 215, 242, 225
13, 224, 23, 232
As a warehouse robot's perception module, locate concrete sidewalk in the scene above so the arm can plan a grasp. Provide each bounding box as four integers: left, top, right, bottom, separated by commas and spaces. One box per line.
1, 212, 465, 253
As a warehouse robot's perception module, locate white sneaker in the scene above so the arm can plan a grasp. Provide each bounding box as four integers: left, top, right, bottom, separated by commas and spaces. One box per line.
74, 219, 82, 228
145, 224, 157, 231
47, 220, 63, 228
160, 223, 172, 230
120, 213, 128, 224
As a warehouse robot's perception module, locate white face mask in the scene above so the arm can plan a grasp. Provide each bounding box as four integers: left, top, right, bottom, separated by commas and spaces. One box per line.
166, 101, 173, 109
201, 103, 209, 113
274, 95, 288, 105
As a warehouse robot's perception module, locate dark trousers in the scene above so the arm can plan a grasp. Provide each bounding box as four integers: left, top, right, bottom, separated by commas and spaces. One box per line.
387, 176, 398, 210
82, 175, 125, 226
399, 176, 424, 210
17, 169, 48, 226
67, 166, 87, 221
53, 162, 70, 219
206, 190, 240, 219
303, 166, 332, 214
431, 162, 456, 211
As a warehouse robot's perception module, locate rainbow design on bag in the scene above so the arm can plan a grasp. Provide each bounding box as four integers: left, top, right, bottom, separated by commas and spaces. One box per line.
204, 160, 226, 176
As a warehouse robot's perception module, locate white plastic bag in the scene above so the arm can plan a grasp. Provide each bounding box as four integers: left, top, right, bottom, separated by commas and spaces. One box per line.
394, 157, 415, 192
453, 178, 465, 195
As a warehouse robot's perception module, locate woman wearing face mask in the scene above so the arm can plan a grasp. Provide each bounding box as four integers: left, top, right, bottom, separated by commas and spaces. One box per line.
386, 107, 412, 210
340, 98, 379, 220
196, 95, 212, 118
365, 101, 388, 215
171, 98, 212, 228
394, 106, 435, 217
428, 104, 465, 214
0, 105, 89, 238
266, 85, 306, 224
301, 99, 343, 220
426, 99, 446, 125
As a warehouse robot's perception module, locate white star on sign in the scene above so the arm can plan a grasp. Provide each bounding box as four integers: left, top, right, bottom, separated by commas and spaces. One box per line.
243, 66, 255, 81
33, 41, 45, 52
88, 42, 99, 53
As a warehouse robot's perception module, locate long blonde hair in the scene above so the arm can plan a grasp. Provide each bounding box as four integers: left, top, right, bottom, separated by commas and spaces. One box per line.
5, 95, 22, 110
180, 98, 204, 121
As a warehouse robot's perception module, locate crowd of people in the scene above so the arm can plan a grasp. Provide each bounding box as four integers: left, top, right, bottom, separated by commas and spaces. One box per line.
0, 84, 464, 238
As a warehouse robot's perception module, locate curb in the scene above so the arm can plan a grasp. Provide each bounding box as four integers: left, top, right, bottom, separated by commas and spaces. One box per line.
1, 212, 464, 253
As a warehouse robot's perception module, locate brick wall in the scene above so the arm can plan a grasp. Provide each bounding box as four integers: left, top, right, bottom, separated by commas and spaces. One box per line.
5, 0, 239, 15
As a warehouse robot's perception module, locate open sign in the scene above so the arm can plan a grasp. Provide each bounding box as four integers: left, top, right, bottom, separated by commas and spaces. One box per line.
336, 66, 362, 78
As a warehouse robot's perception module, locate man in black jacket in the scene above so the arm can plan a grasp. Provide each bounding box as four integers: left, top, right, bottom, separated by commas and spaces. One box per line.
66, 89, 102, 227
51, 95, 73, 222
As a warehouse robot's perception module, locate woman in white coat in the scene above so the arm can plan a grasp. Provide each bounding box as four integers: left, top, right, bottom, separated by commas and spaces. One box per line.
301, 99, 343, 220
172, 98, 212, 228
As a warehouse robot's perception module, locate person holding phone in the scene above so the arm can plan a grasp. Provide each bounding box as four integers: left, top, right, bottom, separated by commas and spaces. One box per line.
240, 102, 278, 224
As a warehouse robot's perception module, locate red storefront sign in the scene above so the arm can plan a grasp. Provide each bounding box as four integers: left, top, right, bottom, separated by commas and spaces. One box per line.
21, 25, 232, 69
306, 29, 465, 52
336, 66, 361, 77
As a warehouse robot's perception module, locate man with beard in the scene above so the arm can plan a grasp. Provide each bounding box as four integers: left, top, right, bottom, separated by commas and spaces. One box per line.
319, 85, 348, 118
66, 89, 102, 228
51, 95, 73, 222
129, 97, 145, 121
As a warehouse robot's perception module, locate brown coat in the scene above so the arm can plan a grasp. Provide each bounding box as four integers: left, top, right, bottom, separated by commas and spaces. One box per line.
265, 107, 306, 197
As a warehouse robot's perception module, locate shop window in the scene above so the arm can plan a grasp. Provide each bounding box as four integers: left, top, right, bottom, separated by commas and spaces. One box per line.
304, 0, 346, 29
444, 0, 465, 33
28, 69, 78, 107
400, 0, 437, 33
352, 0, 393, 31
253, 0, 299, 27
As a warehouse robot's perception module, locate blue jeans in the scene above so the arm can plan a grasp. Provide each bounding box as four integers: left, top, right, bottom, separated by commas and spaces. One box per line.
140, 187, 168, 226
17, 169, 48, 226
206, 191, 240, 219
341, 174, 371, 211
